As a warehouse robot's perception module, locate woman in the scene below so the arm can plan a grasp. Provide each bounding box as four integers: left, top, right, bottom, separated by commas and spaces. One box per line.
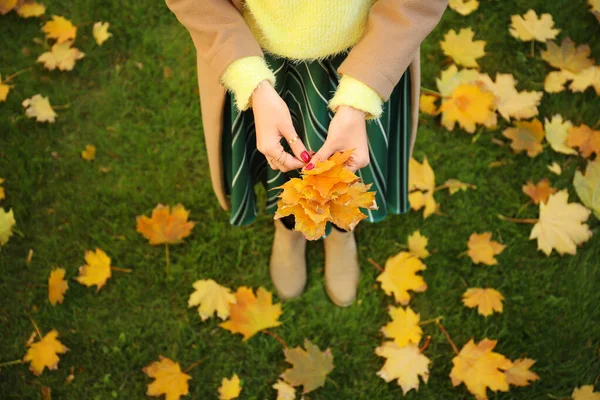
165, 0, 448, 307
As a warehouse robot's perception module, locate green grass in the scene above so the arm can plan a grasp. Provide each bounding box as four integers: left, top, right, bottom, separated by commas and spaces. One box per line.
1, 0, 599, 399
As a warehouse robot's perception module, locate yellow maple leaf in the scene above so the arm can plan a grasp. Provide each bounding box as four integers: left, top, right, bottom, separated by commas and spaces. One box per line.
522, 178, 557, 205
75, 248, 113, 290
188, 279, 236, 321
569, 65, 600, 95
375, 342, 430, 395
93, 21, 113, 46
381, 306, 423, 346
143, 356, 191, 400
328, 182, 376, 231
504, 358, 540, 387
544, 70, 570, 93
462, 288, 504, 317
450, 338, 514, 399
441, 27, 486, 68
509, 9, 560, 42
81, 144, 96, 161
408, 157, 438, 218
407, 230, 430, 259
23, 329, 69, 376
37, 40, 85, 71
574, 159, 600, 219
0, 73, 12, 102
502, 119, 545, 157
541, 38, 593, 73
42, 15, 77, 43
568, 123, 600, 159
0, 207, 16, 246
419, 93, 439, 115
273, 379, 296, 400
548, 162, 562, 175
136, 204, 195, 245
22, 94, 57, 123
589, 0, 600, 21
0, 0, 17, 14
17, 2, 45, 18
219, 286, 282, 341
48, 268, 68, 306
573, 385, 600, 400
478, 73, 543, 121
448, 0, 479, 15
443, 178, 477, 195
530, 190, 592, 256
218, 373, 242, 400
467, 232, 505, 265
275, 201, 327, 240
436, 64, 481, 97
440, 84, 496, 133
544, 115, 577, 155
377, 252, 427, 305
281, 339, 334, 394
0, 178, 4, 201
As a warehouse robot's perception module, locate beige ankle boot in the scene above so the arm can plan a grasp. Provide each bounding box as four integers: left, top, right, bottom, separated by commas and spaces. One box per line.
324, 228, 359, 307
269, 219, 307, 300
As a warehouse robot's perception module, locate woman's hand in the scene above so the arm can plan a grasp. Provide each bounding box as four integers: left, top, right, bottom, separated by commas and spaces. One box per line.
251, 80, 310, 172
307, 105, 368, 172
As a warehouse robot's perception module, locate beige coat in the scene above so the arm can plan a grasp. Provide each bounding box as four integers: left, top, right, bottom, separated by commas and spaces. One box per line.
165, 0, 448, 211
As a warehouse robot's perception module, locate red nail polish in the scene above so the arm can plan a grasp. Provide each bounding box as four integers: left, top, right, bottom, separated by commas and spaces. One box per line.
305, 163, 314, 170
301, 151, 310, 163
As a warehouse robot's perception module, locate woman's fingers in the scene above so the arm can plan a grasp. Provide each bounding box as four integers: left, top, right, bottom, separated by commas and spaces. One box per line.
305, 142, 336, 171
265, 144, 304, 172
279, 118, 310, 163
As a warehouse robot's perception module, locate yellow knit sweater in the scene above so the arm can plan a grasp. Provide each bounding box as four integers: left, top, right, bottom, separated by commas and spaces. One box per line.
221, 0, 384, 119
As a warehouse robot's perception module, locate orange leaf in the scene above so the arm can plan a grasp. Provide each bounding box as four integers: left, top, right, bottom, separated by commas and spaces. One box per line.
143, 356, 191, 400
504, 358, 540, 387
136, 204, 195, 245
48, 268, 68, 306
522, 178, 557, 205
502, 119, 545, 157
567, 123, 600, 159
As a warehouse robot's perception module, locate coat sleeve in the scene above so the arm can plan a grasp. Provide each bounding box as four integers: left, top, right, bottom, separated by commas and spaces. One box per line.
337, 0, 449, 102
164, 0, 266, 82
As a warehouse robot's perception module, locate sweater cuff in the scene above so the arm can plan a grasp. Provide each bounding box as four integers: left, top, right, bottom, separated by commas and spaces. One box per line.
329, 74, 384, 120
220, 56, 276, 111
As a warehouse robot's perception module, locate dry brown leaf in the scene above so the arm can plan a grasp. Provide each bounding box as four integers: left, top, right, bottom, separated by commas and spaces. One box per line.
502, 119, 545, 157
522, 178, 557, 205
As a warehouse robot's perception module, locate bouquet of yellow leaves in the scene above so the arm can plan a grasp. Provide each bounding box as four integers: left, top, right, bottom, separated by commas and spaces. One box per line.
274, 150, 378, 240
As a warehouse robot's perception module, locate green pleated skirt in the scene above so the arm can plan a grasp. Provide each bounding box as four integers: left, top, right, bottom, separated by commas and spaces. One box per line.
221, 52, 412, 227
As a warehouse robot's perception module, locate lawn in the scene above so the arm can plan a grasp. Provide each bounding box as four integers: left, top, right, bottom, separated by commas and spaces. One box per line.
1, 0, 599, 399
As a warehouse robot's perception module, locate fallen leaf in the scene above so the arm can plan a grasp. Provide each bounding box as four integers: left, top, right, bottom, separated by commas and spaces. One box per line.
450, 338, 513, 399
48, 268, 68, 306
409, 157, 438, 218
436, 64, 481, 97
37, 40, 85, 71
478, 73, 543, 121
443, 178, 477, 194
0, 0, 17, 14
376, 252, 427, 305
93, 21, 112, 45
462, 288, 504, 317
407, 230, 430, 259
502, 119, 545, 157
0, 208, 16, 246
504, 358, 540, 386
419, 93, 439, 115
381, 306, 423, 346
16, 2, 46, 17
22, 94, 57, 123
467, 232, 505, 265
23, 330, 69, 376
569, 65, 600, 95
0, 73, 12, 102
547, 162, 562, 175
136, 204, 195, 245
544, 70, 570, 93
281, 339, 334, 394
440, 27, 486, 67
440, 84, 496, 133
574, 159, 600, 219
544, 115, 577, 155
567, 123, 600, 159
448, 0, 479, 16
272, 380, 296, 400
509, 9, 560, 42
188, 279, 236, 321
530, 190, 592, 255
541, 38, 593, 73
590, 0, 600, 21
81, 145, 96, 161
522, 178, 557, 205
42, 15, 77, 43
219, 286, 282, 341
219, 373, 242, 400
573, 385, 600, 400
0, 178, 4, 200
375, 342, 430, 395
143, 356, 191, 400
75, 248, 112, 291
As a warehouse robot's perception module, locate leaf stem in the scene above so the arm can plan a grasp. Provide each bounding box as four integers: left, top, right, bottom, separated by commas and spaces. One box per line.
367, 258, 384, 272
183, 357, 206, 373
262, 329, 288, 350
52, 103, 70, 110
436, 320, 459, 356
165, 243, 170, 275
419, 316, 443, 326
420, 87, 442, 97
531, 41, 535, 57
326, 376, 340, 389
110, 266, 132, 273
419, 336, 432, 353
28, 315, 43, 338
0, 359, 23, 368
2, 68, 33, 83
497, 214, 538, 224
